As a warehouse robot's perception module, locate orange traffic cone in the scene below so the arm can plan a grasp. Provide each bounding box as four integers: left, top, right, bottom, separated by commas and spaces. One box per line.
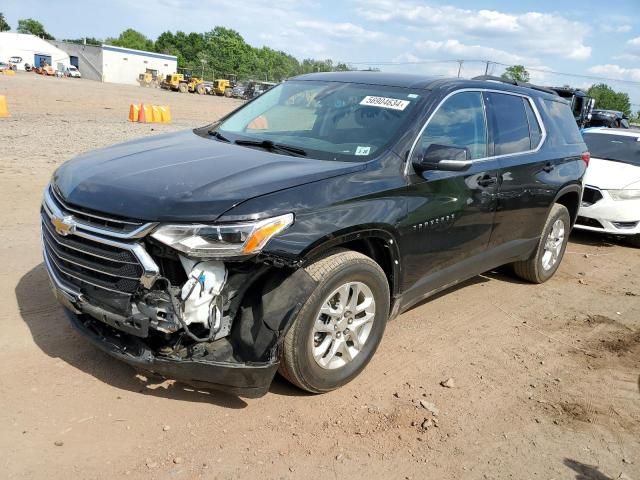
137, 103, 146, 123
0, 95, 9, 118
128, 103, 139, 122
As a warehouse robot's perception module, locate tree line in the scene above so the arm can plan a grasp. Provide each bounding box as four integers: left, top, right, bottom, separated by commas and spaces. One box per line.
2, 13, 637, 118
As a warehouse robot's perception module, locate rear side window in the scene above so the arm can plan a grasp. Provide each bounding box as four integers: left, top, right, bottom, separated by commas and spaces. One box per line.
542, 99, 583, 145
486, 92, 531, 156
419, 91, 487, 159
523, 99, 543, 149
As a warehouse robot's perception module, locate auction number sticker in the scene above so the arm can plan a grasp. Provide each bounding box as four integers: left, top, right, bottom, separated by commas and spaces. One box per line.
360, 96, 410, 111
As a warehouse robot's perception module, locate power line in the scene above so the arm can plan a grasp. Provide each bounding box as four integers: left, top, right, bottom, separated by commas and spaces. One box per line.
342, 58, 640, 86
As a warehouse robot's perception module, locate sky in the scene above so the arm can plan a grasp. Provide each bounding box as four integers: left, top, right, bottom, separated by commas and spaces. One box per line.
3, 0, 640, 108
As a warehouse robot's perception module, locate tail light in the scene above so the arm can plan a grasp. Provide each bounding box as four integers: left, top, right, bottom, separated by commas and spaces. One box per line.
581, 151, 590, 166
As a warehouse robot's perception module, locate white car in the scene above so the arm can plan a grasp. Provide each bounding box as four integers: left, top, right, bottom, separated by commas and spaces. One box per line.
65, 65, 81, 78
576, 127, 640, 246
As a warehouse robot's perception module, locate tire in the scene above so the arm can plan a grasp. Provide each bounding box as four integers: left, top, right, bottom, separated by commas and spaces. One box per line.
279, 249, 390, 393
224, 88, 232, 98
178, 83, 188, 93
513, 204, 571, 283
196, 84, 205, 95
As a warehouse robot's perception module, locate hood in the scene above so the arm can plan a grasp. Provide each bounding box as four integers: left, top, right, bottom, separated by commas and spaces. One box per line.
584, 157, 640, 190
53, 129, 364, 222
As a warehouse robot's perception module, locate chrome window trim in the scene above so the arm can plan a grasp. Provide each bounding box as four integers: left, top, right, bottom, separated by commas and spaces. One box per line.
405, 88, 548, 175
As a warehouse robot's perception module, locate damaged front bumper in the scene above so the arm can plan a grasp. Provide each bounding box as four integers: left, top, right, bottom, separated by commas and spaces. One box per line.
46, 255, 279, 397
66, 310, 279, 398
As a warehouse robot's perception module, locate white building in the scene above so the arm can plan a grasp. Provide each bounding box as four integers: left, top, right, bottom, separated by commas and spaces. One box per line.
100, 45, 177, 85
0, 32, 70, 71
49, 41, 177, 85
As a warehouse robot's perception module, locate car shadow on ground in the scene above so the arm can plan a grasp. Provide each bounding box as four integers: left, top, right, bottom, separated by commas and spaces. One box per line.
15, 263, 308, 408
563, 458, 613, 480
569, 229, 635, 249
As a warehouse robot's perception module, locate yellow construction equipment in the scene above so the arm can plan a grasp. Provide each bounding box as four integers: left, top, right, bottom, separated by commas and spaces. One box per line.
138, 68, 160, 88
211, 79, 234, 97
160, 68, 206, 94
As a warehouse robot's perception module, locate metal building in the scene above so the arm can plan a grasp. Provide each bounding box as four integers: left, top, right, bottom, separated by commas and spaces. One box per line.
51, 41, 177, 85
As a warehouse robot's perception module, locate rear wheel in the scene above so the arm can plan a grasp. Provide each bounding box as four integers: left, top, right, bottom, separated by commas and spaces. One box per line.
178, 83, 188, 93
279, 250, 390, 393
513, 204, 570, 283
196, 84, 206, 95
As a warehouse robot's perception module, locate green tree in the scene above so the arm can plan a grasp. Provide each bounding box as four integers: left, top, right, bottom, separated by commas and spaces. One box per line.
106, 28, 154, 52
501, 64, 530, 82
17, 18, 54, 39
587, 83, 632, 116
0, 13, 10, 32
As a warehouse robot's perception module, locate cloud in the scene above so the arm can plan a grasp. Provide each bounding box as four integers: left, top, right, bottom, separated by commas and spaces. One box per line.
601, 24, 632, 33
415, 39, 536, 65
295, 20, 384, 41
356, 0, 591, 60
627, 36, 640, 55
588, 64, 640, 82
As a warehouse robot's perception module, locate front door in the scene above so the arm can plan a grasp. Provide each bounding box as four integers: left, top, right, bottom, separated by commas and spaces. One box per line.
399, 90, 500, 306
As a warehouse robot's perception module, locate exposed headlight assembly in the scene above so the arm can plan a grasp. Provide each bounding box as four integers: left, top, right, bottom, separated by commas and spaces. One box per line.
151, 213, 294, 258
608, 189, 640, 201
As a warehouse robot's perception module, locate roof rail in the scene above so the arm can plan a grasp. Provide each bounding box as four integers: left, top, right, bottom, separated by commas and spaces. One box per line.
471, 75, 559, 96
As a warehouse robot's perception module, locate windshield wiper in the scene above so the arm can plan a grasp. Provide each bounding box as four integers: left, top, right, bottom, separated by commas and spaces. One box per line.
208, 129, 230, 142
235, 139, 307, 157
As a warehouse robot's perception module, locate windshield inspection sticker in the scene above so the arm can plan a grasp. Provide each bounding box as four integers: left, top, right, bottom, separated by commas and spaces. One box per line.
355, 146, 371, 156
360, 96, 410, 111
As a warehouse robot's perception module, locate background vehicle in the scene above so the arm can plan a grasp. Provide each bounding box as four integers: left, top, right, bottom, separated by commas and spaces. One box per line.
65, 65, 82, 78
35, 63, 55, 76
548, 87, 594, 129
231, 82, 248, 99
137, 68, 159, 87
0, 62, 9, 72
161, 68, 206, 94
42, 73, 587, 397
587, 109, 630, 129
211, 78, 235, 97
575, 128, 640, 246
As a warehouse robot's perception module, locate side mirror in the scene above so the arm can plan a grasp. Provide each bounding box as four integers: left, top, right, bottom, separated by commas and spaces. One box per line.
413, 143, 472, 174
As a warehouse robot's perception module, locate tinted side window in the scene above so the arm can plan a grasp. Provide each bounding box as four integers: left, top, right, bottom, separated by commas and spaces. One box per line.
542, 99, 583, 145
487, 92, 531, 155
419, 91, 487, 160
523, 99, 543, 149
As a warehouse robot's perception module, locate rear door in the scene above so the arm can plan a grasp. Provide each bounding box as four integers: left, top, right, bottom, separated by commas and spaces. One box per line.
485, 91, 555, 251
400, 90, 500, 304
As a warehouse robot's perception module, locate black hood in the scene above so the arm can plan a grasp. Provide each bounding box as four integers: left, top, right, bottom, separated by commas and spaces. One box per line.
53, 129, 364, 222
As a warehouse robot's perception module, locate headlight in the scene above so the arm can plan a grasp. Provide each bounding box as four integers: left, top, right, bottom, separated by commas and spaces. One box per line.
608, 189, 640, 201
151, 213, 294, 258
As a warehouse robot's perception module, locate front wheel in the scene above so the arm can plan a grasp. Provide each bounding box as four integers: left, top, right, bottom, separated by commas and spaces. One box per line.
279, 250, 390, 393
513, 204, 571, 283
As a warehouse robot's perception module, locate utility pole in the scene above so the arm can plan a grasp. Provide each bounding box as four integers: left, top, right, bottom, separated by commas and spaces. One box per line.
457, 60, 463, 78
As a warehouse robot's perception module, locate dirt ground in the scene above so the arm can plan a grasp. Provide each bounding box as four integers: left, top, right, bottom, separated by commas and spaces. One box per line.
0, 73, 638, 480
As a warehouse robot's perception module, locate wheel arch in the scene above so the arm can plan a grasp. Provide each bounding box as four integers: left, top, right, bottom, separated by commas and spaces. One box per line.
553, 184, 582, 227
301, 227, 402, 301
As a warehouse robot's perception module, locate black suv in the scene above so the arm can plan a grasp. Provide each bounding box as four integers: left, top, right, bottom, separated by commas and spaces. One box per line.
42, 72, 588, 397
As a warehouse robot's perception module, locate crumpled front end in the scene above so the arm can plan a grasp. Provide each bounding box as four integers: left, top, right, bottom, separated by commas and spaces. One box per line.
41, 185, 316, 397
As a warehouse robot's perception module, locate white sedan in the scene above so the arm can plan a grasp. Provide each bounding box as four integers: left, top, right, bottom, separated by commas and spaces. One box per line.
576, 127, 640, 246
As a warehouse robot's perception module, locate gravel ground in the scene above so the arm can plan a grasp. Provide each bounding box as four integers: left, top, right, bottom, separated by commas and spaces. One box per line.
0, 72, 639, 480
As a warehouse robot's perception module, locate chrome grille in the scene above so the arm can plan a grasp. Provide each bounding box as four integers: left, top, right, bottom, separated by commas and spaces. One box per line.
48, 185, 154, 239
41, 185, 160, 297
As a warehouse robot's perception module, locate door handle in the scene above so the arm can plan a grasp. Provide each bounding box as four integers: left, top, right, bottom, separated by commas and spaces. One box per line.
543, 162, 555, 173
477, 175, 498, 187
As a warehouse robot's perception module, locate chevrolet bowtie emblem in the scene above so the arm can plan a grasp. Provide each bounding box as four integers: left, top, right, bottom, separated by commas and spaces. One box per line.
51, 215, 76, 236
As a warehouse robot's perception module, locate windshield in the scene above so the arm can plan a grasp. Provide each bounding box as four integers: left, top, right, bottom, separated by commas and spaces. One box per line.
583, 132, 640, 166
216, 80, 424, 161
